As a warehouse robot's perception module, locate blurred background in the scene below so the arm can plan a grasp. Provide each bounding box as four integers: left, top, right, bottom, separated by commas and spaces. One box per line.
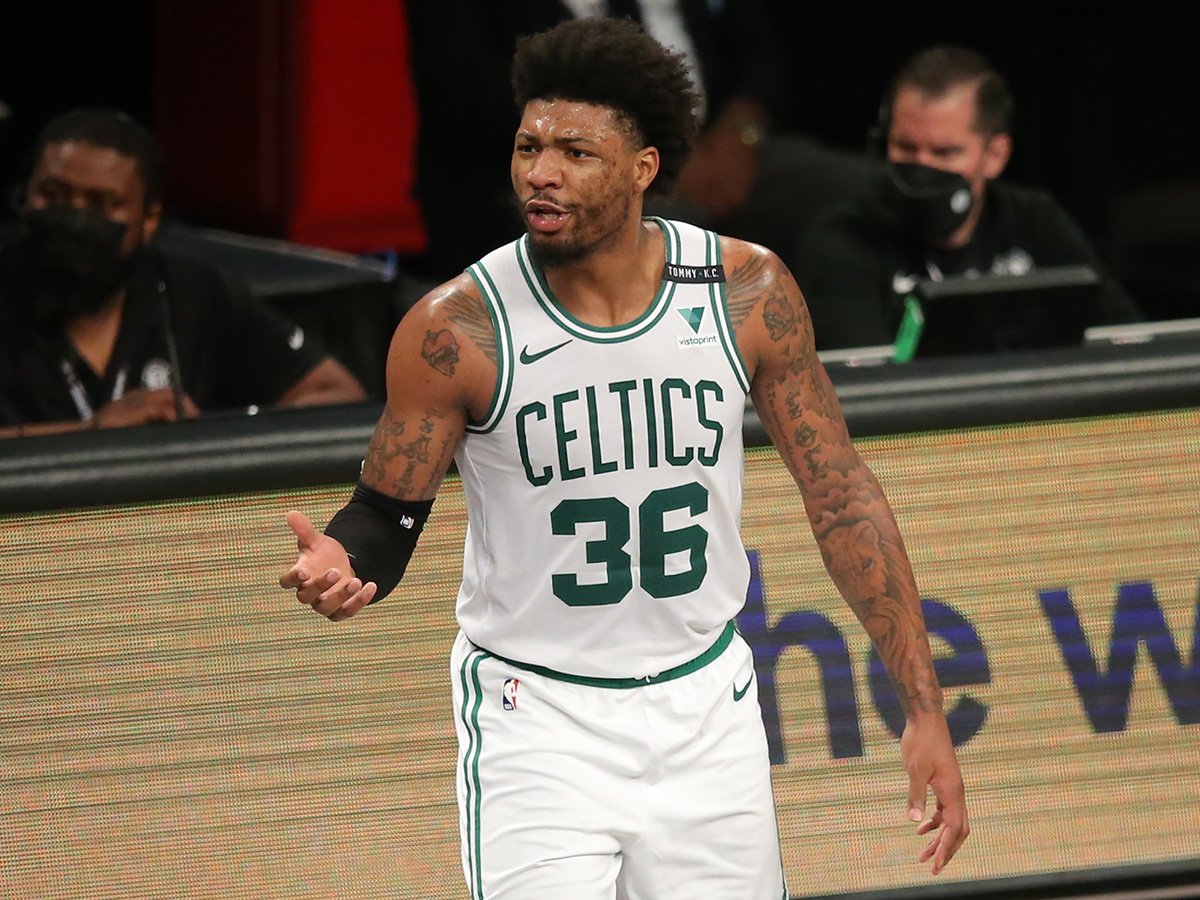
1, 0, 1195, 328
3, 4, 1200, 898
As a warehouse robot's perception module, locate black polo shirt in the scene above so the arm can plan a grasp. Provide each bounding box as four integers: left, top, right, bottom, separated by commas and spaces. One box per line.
796, 180, 1144, 352
0, 247, 325, 425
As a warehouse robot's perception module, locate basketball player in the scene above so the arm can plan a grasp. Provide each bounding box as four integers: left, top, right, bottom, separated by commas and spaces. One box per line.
280, 17, 968, 898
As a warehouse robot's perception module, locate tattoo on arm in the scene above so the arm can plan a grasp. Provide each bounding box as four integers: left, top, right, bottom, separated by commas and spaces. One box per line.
723, 252, 772, 330
762, 292, 799, 342
748, 260, 941, 716
360, 406, 457, 500
422, 329, 460, 376
443, 288, 498, 365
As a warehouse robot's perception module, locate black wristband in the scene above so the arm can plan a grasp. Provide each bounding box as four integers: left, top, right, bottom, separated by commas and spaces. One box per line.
323, 482, 434, 603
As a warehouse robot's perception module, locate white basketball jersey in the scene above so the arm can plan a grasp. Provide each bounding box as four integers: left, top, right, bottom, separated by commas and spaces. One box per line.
455, 219, 752, 679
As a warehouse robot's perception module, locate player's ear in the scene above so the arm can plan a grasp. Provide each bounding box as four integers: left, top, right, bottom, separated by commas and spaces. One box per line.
632, 146, 660, 195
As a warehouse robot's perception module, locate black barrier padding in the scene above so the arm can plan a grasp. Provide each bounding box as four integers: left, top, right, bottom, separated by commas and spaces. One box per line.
4, 341, 1200, 514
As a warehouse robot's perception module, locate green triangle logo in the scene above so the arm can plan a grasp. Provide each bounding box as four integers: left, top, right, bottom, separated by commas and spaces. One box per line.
678, 307, 705, 333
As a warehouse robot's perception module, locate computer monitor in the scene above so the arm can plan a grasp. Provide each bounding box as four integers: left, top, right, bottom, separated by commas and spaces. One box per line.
909, 264, 1102, 358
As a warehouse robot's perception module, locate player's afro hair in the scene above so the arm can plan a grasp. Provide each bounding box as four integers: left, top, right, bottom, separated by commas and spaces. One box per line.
511, 17, 701, 195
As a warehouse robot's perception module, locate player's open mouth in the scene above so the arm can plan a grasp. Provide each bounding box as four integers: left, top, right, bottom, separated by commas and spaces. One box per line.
525, 201, 570, 234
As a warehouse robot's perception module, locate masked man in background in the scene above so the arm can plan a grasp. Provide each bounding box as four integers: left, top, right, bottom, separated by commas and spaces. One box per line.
796, 45, 1142, 354
0, 107, 365, 438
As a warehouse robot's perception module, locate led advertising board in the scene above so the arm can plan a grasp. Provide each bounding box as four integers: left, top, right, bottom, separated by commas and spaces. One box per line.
2, 409, 1198, 898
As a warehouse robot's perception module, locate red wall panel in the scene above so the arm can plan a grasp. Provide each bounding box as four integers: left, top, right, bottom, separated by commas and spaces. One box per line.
155, 0, 425, 254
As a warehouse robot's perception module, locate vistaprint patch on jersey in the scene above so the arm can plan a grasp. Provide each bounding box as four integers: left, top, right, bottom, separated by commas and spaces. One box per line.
502, 678, 520, 710
662, 263, 725, 283
677, 306, 718, 349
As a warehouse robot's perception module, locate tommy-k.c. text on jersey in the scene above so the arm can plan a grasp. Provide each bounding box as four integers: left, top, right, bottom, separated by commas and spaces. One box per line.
456, 219, 753, 680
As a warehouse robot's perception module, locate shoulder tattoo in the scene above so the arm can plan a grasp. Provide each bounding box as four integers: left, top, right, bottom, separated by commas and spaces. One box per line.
723, 252, 771, 330
422, 329, 460, 376
443, 288, 498, 365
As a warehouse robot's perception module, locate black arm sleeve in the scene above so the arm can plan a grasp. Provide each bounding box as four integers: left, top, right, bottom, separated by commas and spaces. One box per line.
323, 482, 434, 603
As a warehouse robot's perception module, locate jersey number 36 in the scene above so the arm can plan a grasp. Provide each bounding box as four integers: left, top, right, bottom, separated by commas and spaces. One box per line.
550, 482, 709, 606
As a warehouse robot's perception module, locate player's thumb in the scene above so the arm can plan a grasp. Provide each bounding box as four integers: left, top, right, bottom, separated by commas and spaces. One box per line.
286, 510, 321, 549
907, 775, 927, 822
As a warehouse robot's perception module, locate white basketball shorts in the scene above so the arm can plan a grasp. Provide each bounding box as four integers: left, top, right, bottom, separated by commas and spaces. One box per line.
450, 625, 787, 900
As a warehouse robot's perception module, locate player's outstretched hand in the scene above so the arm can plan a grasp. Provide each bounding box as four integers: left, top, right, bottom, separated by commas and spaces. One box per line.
901, 713, 969, 875
279, 510, 377, 621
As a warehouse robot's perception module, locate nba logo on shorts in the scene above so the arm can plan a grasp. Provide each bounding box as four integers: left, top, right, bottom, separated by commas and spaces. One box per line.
502, 678, 520, 711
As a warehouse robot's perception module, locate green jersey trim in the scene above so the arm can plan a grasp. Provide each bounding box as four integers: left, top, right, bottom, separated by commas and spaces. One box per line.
466, 262, 515, 434
457, 648, 487, 898
707, 229, 752, 394
477, 620, 735, 688
515, 218, 679, 343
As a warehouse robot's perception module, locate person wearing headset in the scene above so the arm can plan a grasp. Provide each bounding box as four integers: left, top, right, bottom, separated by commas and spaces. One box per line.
0, 107, 366, 438
795, 45, 1142, 354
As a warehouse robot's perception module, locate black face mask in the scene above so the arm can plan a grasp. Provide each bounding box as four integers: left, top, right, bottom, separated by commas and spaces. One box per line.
1, 205, 134, 331
876, 161, 974, 243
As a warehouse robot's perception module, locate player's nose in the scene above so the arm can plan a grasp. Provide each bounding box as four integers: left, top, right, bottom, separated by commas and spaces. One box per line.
526, 150, 564, 189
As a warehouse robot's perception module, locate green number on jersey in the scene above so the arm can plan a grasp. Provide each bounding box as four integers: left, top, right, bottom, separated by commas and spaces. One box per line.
549, 483, 709, 606
640, 482, 709, 598
551, 497, 632, 606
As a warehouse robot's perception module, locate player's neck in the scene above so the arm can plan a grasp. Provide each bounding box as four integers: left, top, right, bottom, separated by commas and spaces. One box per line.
66, 290, 126, 378
544, 218, 666, 328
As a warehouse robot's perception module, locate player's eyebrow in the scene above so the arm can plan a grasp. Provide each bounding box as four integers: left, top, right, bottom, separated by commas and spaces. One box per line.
515, 131, 599, 147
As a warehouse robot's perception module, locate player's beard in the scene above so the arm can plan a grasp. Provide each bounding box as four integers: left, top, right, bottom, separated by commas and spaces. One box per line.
521, 187, 634, 269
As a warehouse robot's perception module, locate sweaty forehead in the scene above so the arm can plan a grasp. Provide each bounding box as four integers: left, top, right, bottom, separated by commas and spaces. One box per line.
519, 99, 636, 142
33, 140, 144, 194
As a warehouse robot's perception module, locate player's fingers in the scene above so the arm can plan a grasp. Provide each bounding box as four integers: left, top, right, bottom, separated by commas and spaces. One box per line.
926, 827, 959, 874
925, 803, 969, 874
286, 510, 321, 550
295, 568, 342, 607
311, 572, 359, 617
939, 816, 970, 873
920, 835, 936, 863
279, 563, 309, 590
906, 771, 927, 822
329, 581, 377, 622
916, 805, 943, 835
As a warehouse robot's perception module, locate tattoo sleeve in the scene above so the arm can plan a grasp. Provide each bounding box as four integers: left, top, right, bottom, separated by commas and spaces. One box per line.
359, 404, 458, 500
740, 251, 943, 717
360, 285, 491, 500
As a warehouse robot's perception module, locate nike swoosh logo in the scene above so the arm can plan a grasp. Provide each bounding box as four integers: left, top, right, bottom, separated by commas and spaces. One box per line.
733, 673, 754, 702
519, 340, 572, 364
